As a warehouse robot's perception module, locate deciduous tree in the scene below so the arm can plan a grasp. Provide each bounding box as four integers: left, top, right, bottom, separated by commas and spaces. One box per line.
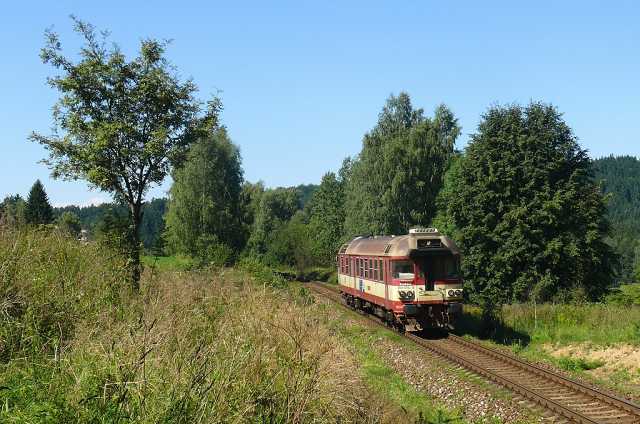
164, 128, 244, 264
30, 18, 213, 289
344, 93, 459, 236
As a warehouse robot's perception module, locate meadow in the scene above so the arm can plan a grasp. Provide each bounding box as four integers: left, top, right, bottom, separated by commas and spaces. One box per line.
0, 228, 465, 423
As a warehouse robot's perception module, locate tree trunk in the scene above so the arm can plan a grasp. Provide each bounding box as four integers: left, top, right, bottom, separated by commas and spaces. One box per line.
130, 202, 143, 291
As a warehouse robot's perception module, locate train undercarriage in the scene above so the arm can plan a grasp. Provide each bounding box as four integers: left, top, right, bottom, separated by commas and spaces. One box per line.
342, 292, 460, 333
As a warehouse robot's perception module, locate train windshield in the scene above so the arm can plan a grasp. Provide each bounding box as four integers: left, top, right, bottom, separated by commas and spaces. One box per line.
422, 255, 460, 279
392, 260, 414, 280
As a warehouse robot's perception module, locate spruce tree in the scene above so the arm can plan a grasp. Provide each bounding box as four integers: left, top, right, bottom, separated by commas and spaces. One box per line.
440, 102, 616, 316
25, 180, 54, 225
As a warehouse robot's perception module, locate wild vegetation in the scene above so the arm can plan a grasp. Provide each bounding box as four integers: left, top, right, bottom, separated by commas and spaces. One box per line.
0, 227, 469, 423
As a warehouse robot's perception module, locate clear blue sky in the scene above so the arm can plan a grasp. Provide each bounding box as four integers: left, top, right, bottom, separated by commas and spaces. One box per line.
1, 1, 638, 206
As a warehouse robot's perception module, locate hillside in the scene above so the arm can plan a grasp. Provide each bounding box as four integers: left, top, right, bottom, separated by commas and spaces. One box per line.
593, 155, 640, 281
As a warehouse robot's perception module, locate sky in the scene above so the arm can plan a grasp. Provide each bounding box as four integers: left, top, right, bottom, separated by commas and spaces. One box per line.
1, 1, 638, 206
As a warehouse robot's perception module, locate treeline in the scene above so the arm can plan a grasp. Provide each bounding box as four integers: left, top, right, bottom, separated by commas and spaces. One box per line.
160, 93, 622, 317
3, 19, 634, 314
594, 155, 640, 283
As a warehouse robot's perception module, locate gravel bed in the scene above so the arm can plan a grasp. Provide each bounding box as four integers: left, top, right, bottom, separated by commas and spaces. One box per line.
373, 337, 542, 423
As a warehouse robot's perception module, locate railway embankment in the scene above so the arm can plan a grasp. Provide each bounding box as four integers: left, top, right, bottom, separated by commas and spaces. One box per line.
456, 303, 640, 402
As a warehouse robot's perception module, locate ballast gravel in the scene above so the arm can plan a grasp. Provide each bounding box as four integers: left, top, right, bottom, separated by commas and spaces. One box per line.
373, 337, 543, 423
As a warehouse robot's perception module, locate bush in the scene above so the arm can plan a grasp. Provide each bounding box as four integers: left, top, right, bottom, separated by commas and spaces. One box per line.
237, 256, 287, 288
605, 284, 640, 306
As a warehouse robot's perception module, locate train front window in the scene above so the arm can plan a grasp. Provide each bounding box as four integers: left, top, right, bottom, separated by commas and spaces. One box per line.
392, 260, 414, 280
422, 256, 460, 279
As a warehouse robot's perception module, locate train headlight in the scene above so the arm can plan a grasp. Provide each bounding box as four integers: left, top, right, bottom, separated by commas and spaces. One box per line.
455, 289, 462, 297
448, 290, 455, 296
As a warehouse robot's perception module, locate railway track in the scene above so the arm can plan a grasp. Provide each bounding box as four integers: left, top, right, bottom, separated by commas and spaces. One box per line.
306, 282, 640, 424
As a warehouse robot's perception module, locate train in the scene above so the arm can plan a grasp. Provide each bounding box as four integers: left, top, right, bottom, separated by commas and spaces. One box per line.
336, 228, 463, 332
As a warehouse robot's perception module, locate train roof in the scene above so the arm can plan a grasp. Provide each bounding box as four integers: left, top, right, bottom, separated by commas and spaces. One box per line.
340, 228, 460, 257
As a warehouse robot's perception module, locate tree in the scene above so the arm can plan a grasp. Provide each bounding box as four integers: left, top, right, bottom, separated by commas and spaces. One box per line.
56, 211, 82, 237
440, 102, 616, 317
25, 180, 54, 225
265, 211, 315, 272
0, 195, 27, 228
344, 93, 459, 236
306, 172, 346, 265
164, 128, 244, 263
30, 18, 214, 289
246, 188, 300, 255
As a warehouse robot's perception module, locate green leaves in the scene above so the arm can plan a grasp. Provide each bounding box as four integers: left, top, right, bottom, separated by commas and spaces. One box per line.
30, 18, 212, 288
439, 102, 616, 312
344, 93, 459, 236
164, 129, 244, 261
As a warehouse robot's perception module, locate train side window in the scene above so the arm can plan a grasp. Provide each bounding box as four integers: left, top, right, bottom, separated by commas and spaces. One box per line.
378, 259, 383, 281
373, 260, 378, 280
366, 259, 370, 279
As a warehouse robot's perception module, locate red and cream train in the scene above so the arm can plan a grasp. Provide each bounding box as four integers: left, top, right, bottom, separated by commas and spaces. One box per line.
336, 228, 463, 332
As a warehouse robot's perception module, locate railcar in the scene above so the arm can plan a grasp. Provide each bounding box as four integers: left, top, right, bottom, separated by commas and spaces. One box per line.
336, 228, 463, 332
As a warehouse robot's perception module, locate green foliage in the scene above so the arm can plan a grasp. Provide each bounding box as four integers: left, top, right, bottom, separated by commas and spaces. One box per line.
306, 172, 346, 265
141, 254, 196, 271
24, 179, 54, 225
238, 256, 288, 288
439, 102, 616, 316
55, 211, 82, 237
164, 128, 244, 263
264, 211, 316, 272
55, 198, 168, 249
0, 195, 26, 228
246, 187, 301, 255
432, 154, 463, 239
556, 356, 604, 372
93, 208, 136, 260
458, 303, 640, 346
593, 155, 640, 282
2, 229, 397, 423
30, 17, 214, 288
605, 283, 640, 306
344, 93, 459, 236
0, 227, 128, 363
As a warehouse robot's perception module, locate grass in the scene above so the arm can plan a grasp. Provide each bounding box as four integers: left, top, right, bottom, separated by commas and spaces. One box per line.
456, 303, 640, 400
457, 303, 640, 347
337, 325, 464, 423
141, 254, 196, 271
1, 227, 470, 423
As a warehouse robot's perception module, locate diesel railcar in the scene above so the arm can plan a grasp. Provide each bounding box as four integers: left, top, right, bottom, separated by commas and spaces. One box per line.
337, 228, 463, 332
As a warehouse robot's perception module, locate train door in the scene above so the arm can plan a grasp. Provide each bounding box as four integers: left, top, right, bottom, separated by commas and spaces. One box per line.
351, 257, 356, 290
384, 258, 390, 307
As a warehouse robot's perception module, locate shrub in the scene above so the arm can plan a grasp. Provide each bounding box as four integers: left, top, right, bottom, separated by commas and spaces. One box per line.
605, 284, 640, 306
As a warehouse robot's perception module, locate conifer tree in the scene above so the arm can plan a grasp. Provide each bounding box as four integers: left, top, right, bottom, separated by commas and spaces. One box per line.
25, 180, 54, 225
439, 102, 616, 318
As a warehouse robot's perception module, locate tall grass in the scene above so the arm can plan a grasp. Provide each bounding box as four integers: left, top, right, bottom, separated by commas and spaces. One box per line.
458, 303, 640, 347
0, 228, 391, 423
